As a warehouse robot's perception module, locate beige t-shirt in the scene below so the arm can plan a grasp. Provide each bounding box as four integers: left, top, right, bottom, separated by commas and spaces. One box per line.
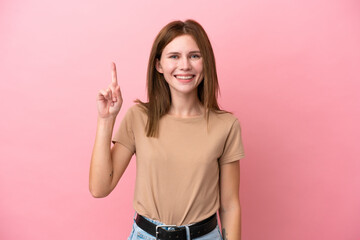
112, 104, 245, 226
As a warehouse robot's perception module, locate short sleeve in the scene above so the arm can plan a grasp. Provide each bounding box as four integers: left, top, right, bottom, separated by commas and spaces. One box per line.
111, 107, 136, 154
219, 119, 245, 165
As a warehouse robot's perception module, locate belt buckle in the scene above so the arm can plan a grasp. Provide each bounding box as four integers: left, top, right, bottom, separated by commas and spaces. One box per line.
156, 224, 178, 240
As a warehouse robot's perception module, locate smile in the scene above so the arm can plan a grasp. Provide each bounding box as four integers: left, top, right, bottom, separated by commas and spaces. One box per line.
174, 75, 195, 80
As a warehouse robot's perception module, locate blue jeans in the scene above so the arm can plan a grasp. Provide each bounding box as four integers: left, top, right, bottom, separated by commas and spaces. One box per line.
127, 212, 223, 240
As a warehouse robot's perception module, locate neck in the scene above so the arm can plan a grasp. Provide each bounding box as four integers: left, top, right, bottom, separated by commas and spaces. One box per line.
168, 91, 204, 117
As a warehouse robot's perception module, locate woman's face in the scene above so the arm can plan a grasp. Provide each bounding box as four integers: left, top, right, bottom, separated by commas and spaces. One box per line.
156, 34, 203, 96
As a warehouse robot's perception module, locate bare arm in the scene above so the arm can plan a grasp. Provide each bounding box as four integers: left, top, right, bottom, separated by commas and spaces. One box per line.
89, 62, 133, 198
219, 161, 242, 240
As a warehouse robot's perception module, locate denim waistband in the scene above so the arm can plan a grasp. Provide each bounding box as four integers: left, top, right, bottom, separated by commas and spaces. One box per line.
132, 212, 221, 240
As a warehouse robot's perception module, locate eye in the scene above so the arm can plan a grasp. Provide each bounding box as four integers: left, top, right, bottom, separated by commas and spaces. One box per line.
191, 54, 201, 59
169, 55, 179, 59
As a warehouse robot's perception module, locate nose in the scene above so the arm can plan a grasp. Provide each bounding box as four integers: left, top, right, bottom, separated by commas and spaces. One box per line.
179, 56, 191, 70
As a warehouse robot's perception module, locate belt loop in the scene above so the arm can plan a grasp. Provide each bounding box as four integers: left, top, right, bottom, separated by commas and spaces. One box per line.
133, 211, 137, 221
184, 225, 191, 240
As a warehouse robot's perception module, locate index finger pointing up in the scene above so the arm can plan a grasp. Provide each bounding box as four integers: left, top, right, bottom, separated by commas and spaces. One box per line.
111, 62, 118, 86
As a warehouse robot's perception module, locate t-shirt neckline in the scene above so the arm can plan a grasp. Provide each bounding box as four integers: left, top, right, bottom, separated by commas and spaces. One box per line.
164, 113, 205, 121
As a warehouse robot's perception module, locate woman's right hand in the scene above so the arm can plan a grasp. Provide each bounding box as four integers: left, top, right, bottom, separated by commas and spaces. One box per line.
97, 62, 123, 119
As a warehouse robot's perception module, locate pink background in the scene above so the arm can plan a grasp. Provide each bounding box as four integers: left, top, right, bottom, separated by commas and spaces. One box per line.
1, 0, 359, 239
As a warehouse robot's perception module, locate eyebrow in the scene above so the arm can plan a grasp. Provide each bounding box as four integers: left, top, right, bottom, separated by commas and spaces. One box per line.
166, 51, 201, 55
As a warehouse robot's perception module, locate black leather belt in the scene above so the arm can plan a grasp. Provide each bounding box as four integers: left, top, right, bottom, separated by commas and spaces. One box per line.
135, 213, 218, 240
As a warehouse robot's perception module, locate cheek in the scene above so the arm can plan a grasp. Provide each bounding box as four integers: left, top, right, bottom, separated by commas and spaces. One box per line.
195, 60, 203, 71
162, 63, 176, 74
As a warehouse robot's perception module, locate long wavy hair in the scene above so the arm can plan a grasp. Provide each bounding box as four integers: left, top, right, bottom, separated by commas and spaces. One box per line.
135, 19, 228, 137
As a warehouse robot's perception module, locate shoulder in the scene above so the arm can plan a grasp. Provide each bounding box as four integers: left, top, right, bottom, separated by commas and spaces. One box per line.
210, 109, 240, 127
122, 103, 148, 124
126, 103, 147, 116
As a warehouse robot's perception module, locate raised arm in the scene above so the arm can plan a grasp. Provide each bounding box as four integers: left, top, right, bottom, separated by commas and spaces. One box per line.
89, 62, 133, 198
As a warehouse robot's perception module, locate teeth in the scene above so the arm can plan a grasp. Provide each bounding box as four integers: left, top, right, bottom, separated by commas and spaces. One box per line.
176, 75, 194, 79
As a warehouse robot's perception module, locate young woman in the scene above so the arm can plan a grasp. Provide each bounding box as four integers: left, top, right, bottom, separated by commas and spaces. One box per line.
89, 19, 245, 240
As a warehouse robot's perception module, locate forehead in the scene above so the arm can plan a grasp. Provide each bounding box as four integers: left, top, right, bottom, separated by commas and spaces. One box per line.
163, 35, 200, 53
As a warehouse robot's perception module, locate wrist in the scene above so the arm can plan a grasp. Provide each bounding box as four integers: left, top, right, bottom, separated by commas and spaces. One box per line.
97, 115, 116, 127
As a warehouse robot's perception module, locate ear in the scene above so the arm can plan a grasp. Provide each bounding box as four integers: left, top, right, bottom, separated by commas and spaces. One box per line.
155, 58, 163, 74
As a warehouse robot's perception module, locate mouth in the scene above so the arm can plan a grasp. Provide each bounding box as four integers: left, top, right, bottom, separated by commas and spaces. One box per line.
174, 75, 196, 82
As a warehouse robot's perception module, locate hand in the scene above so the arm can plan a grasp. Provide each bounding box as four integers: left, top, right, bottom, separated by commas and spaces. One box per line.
97, 62, 123, 119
